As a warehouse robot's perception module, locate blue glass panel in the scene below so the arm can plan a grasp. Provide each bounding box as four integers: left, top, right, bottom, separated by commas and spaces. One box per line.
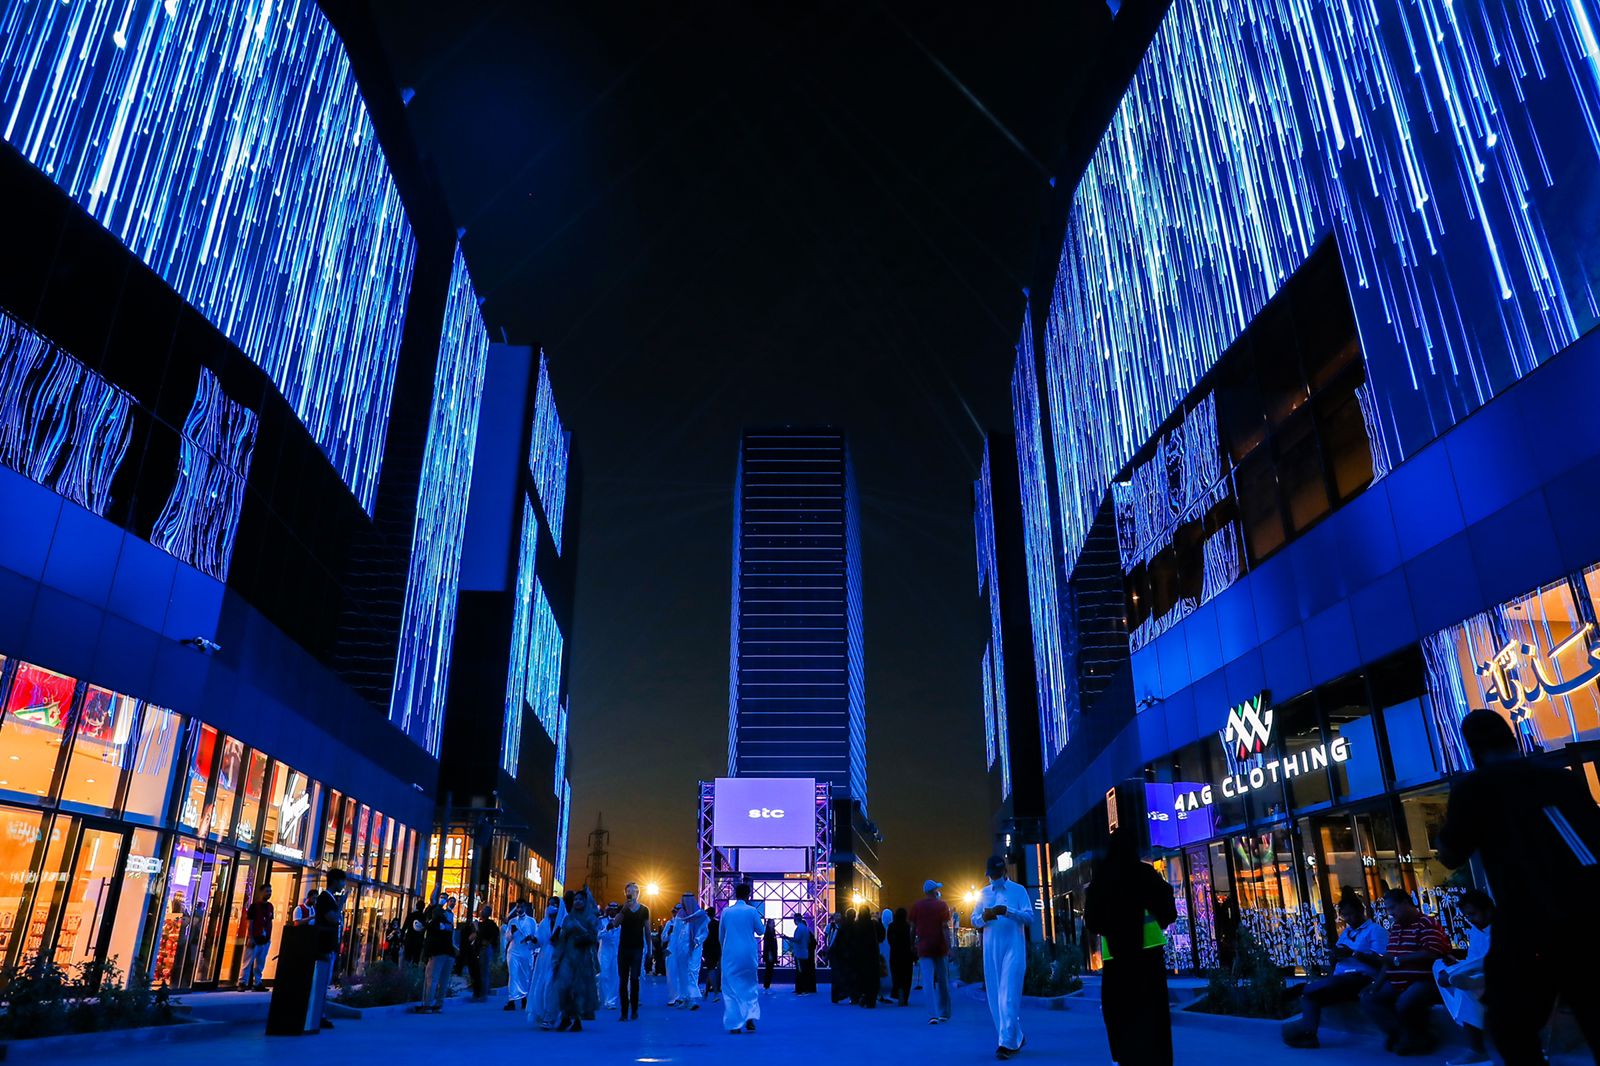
389, 247, 490, 755
0, 0, 417, 512
150, 368, 258, 581
1043, 0, 1600, 578
1383, 696, 1443, 788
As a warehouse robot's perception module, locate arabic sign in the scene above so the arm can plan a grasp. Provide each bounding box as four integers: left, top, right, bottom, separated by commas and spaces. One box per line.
1477, 622, 1600, 718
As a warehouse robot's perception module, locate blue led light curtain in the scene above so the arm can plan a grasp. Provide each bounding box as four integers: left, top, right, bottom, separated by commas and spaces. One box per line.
528, 354, 570, 552
0, 0, 417, 513
1011, 317, 1070, 765
0, 308, 132, 517
974, 442, 1011, 800
502, 499, 539, 776
152, 368, 259, 581
389, 248, 489, 755
1045, 0, 1600, 576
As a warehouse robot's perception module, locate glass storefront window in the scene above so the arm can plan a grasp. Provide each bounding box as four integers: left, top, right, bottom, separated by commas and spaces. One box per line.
0, 805, 48, 971
104, 829, 163, 976
319, 790, 342, 867
178, 724, 218, 833
339, 797, 358, 870
262, 763, 317, 862
1320, 675, 1384, 801
53, 825, 125, 973
59, 687, 139, 812
351, 804, 370, 876
123, 705, 182, 825
365, 810, 383, 881
379, 816, 396, 884
233, 750, 269, 847
1397, 789, 1474, 948
1278, 694, 1330, 810
208, 737, 245, 841
153, 838, 219, 988
22, 815, 75, 966
0, 662, 78, 801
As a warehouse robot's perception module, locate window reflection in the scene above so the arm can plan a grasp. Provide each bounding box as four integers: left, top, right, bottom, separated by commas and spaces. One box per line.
0, 662, 78, 800
123, 705, 182, 824
178, 724, 218, 833
60, 687, 139, 811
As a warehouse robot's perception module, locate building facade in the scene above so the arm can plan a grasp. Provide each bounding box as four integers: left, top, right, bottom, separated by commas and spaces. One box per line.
1004, 0, 1600, 974
0, 0, 497, 988
430, 347, 578, 919
728, 429, 879, 905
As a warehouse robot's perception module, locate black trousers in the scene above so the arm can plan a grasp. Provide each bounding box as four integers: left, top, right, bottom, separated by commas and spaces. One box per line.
1486, 939, 1600, 1065
796, 957, 816, 994
1102, 949, 1173, 1066
762, 958, 775, 989
618, 947, 644, 1013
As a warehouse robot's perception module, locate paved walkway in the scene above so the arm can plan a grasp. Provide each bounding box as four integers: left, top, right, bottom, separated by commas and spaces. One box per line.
25, 975, 1494, 1066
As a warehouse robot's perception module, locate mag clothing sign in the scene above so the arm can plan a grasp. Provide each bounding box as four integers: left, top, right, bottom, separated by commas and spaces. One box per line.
1174, 693, 1352, 813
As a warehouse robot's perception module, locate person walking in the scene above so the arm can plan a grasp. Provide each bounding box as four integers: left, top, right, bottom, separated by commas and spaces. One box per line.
526, 897, 565, 1030
403, 905, 426, 965
1084, 831, 1177, 1065
878, 909, 894, 1003
237, 883, 273, 991
1282, 889, 1388, 1048
703, 910, 723, 1001
1359, 889, 1451, 1054
418, 892, 457, 1013
762, 919, 779, 991
681, 894, 710, 1009
663, 904, 687, 1006
598, 903, 622, 1011
888, 907, 914, 1006
554, 890, 600, 1031
382, 917, 403, 965
476, 905, 499, 996
827, 911, 852, 1004
973, 855, 1036, 1059
616, 883, 650, 1021
503, 902, 536, 1011
720, 883, 763, 1034
789, 914, 817, 995
909, 880, 953, 1023
310, 869, 346, 1030
854, 908, 882, 1008
1438, 708, 1600, 1065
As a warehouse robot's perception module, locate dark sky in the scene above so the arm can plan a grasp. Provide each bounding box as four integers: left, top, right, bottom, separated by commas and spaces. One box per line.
368, 0, 1120, 905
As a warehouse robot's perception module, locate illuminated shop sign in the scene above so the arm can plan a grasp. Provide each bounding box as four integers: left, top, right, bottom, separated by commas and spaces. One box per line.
1476, 623, 1600, 718
1175, 693, 1351, 813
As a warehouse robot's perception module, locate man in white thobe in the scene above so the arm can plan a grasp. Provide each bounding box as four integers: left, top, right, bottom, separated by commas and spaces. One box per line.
719, 884, 763, 1033
680, 893, 711, 1008
502, 902, 536, 1010
663, 905, 685, 1005
971, 854, 1035, 1059
598, 903, 622, 1010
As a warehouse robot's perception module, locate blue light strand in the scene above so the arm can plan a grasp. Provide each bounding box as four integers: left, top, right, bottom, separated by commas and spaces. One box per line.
388, 247, 489, 756
1045, 0, 1600, 578
0, 308, 131, 517
527, 578, 564, 741
0, 0, 417, 513
1011, 319, 1070, 766
554, 777, 571, 887
844, 452, 868, 809
151, 367, 258, 581
974, 441, 1011, 800
553, 698, 568, 796
502, 498, 538, 777
528, 353, 570, 553
982, 645, 997, 768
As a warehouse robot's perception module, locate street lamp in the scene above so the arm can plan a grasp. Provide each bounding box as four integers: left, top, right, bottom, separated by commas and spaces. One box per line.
644, 881, 660, 898
963, 888, 978, 906
851, 893, 865, 907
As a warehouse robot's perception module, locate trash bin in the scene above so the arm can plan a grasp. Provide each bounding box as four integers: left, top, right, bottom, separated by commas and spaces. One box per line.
267, 924, 325, 1035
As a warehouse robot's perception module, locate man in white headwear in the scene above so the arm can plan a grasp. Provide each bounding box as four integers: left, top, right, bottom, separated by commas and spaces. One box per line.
525, 896, 565, 1030
663, 904, 685, 1006
502, 901, 536, 1011
597, 902, 622, 1010
719, 883, 762, 1034
971, 855, 1035, 1060
680, 893, 711, 1009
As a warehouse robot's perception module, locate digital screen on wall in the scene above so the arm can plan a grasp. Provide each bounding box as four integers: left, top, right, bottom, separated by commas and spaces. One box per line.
1145, 783, 1216, 850
735, 848, 810, 874
712, 777, 815, 848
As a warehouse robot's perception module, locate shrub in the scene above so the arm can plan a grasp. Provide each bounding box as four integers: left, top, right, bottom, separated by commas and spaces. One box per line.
339, 960, 426, 1008
1188, 929, 1291, 1019
0, 957, 176, 1039
1023, 941, 1083, 998
955, 944, 984, 985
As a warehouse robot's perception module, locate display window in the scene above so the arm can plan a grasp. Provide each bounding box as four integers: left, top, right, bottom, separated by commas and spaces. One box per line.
319, 789, 342, 867
103, 828, 163, 976
0, 805, 49, 972
233, 750, 268, 847
364, 810, 382, 882
177, 724, 218, 833
261, 762, 317, 861
378, 816, 395, 884
339, 797, 358, 869
21, 815, 75, 967
59, 687, 139, 812
0, 661, 78, 801
350, 803, 369, 875
52, 825, 125, 973
123, 705, 182, 824
207, 737, 245, 841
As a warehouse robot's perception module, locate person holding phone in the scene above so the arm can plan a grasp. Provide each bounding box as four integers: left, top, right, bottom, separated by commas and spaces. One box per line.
971, 855, 1035, 1059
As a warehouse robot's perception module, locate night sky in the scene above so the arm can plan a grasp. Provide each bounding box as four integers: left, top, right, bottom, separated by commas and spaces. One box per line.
368, 1, 1137, 906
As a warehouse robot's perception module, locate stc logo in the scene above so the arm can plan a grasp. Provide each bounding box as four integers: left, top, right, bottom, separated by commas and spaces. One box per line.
748, 807, 786, 819
1223, 693, 1274, 760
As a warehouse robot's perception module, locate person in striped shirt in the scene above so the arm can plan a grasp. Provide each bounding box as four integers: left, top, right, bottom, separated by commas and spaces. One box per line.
1359, 888, 1452, 1054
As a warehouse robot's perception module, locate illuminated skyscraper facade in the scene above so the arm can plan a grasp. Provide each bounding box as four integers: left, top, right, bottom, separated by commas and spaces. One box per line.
1004, 0, 1600, 976
728, 429, 878, 903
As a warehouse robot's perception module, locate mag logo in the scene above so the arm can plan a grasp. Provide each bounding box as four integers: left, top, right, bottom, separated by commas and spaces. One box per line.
1223, 694, 1274, 760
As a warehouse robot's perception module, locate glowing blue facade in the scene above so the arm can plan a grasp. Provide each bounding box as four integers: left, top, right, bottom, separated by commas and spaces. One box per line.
152, 368, 259, 581
0, 310, 132, 517
974, 442, 1011, 799
501, 499, 538, 776
389, 248, 490, 755
0, 0, 417, 513
1045, 0, 1600, 578
529, 354, 570, 553
554, 777, 571, 887
1011, 315, 1070, 767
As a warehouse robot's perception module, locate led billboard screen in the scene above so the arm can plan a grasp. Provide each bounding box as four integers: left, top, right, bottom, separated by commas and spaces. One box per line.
712, 777, 815, 848
735, 848, 810, 874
